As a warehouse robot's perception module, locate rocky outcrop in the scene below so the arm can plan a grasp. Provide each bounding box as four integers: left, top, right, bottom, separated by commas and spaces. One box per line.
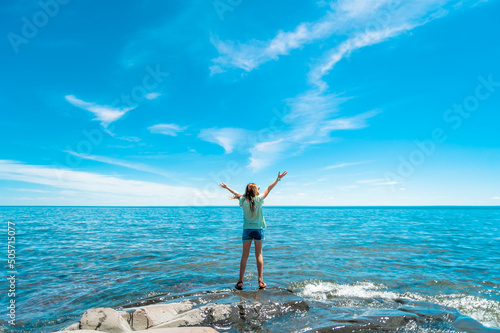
79, 307, 132, 332
52, 329, 218, 333
118, 302, 194, 330
52, 331, 103, 333
50, 285, 497, 333
150, 287, 309, 329
50, 287, 308, 333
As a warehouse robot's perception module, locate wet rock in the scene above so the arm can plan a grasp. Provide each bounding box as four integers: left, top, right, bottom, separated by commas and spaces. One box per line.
118, 302, 193, 330
311, 309, 420, 332
398, 298, 460, 322
361, 308, 419, 326
133, 328, 219, 333
151, 287, 309, 328
51, 329, 219, 333
453, 315, 500, 333
79, 307, 132, 332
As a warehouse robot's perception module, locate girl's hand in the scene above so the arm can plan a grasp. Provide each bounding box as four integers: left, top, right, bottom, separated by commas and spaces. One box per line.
278, 171, 287, 180
219, 183, 228, 189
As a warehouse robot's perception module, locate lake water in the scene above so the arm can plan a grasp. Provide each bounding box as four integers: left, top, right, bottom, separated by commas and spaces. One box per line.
0, 206, 499, 332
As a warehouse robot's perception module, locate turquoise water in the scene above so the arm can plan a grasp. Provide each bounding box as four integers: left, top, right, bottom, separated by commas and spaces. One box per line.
0, 206, 499, 332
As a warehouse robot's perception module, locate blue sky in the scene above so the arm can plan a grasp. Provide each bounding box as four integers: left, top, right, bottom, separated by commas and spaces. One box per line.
0, 0, 499, 206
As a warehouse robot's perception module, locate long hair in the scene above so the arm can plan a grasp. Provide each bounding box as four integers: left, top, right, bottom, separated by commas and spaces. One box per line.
244, 183, 259, 215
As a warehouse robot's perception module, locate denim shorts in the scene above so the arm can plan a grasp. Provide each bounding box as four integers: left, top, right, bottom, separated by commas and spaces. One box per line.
242, 229, 265, 242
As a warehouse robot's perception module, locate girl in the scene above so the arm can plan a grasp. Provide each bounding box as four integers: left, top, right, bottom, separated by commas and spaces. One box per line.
219, 171, 287, 290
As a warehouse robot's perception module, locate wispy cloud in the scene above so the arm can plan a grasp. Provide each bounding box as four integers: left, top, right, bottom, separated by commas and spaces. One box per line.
337, 185, 359, 190
209, 11, 341, 74
145, 92, 161, 100
356, 178, 400, 186
246, 94, 379, 170
356, 178, 386, 184
492, 196, 500, 200
371, 180, 400, 186
65, 95, 134, 128
198, 128, 252, 153
248, 139, 289, 171
0, 160, 201, 205
308, 25, 413, 91
210, 0, 459, 74
209, 0, 475, 171
14, 188, 52, 193
148, 123, 187, 137
324, 161, 371, 170
64, 151, 184, 184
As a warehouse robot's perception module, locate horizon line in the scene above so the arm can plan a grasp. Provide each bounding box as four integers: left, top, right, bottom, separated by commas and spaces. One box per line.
1, 205, 499, 208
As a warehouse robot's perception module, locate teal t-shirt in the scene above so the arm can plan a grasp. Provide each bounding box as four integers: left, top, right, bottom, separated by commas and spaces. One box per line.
239, 195, 266, 229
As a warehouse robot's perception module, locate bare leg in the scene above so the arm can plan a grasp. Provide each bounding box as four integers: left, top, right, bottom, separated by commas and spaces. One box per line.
254, 241, 265, 287
238, 241, 252, 284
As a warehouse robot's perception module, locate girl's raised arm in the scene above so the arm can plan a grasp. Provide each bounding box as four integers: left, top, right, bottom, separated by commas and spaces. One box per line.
262, 171, 287, 199
219, 183, 242, 199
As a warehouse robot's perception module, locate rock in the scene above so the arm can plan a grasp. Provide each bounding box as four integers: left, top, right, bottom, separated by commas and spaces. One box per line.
453, 315, 500, 333
362, 308, 419, 326
151, 303, 249, 328
79, 307, 132, 332
51, 331, 103, 333
51, 329, 218, 333
134, 328, 218, 333
62, 322, 79, 330
147, 287, 309, 329
118, 302, 193, 330
152, 307, 207, 328
311, 309, 420, 332
397, 298, 460, 322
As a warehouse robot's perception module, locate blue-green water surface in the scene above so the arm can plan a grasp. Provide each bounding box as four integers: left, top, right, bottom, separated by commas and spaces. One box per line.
0, 206, 499, 332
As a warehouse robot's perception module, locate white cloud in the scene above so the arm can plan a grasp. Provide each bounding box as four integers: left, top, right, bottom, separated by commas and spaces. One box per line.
372, 181, 400, 186
325, 161, 370, 170
320, 109, 380, 133
357, 178, 386, 184
65, 95, 134, 128
209, 11, 340, 74
148, 123, 187, 136
355, 178, 400, 186
145, 92, 161, 100
64, 151, 182, 184
15, 188, 51, 193
338, 0, 393, 17
337, 185, 359, 190
283, 90, 347, 141
207, 0, 472, 171
0, 160, 201, 205
198, 128, 251, 153
248, 139, 289, 171
245, 93, 379, 170
210, 0, 458, 74
492, 196, 500, 200
308, 25, 413, 91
